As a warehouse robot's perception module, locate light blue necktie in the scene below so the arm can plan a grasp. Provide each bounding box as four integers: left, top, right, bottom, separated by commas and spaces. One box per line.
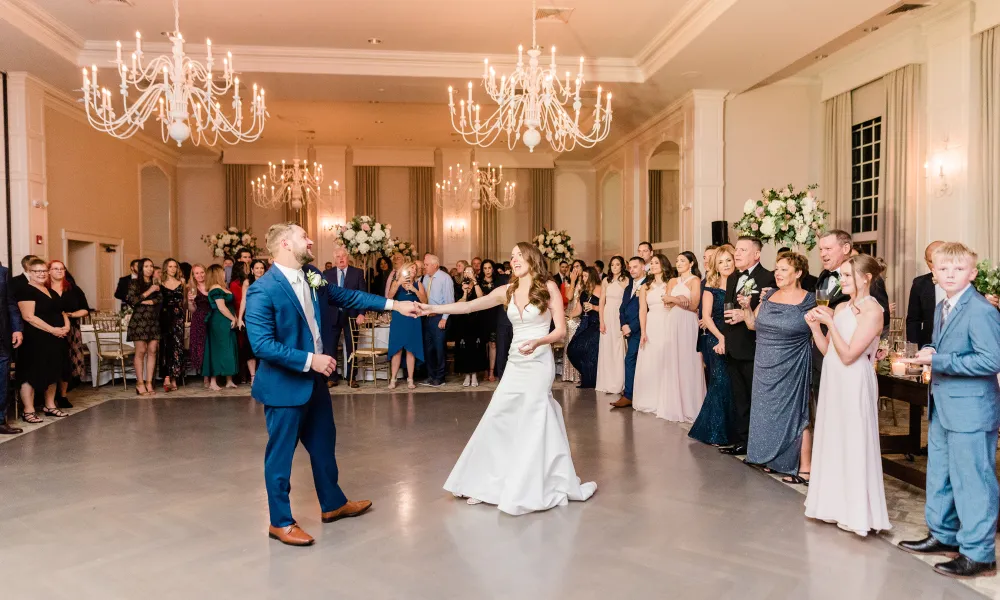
338, 269, 344, 288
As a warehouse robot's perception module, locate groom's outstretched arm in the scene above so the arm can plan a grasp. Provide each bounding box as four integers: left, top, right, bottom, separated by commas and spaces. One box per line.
246, 283, 311, 373
325, 281, 393, 313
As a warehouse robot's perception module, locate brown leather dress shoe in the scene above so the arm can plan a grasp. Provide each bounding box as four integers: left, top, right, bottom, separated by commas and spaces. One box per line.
0, 422, 23, 435
349, 380, 360, 389
322, 499, 373, 523
268, 523, 314, 546
610, 396, 632, 408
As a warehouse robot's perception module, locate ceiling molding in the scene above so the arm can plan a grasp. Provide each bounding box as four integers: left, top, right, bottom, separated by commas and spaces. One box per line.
634, 0, 740, 78
0, 0, 85, 63
177, 155, 222, 169
553, 160, 597, 172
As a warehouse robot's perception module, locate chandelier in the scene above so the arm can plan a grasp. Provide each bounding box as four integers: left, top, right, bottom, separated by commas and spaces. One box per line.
81, 0, 266, 147
435, 162, 516, 211
250, 156, 341, 211
447, 0, 612, 153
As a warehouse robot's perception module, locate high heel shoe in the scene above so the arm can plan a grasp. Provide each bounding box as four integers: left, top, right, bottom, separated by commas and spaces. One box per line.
144, 381, 156, 396
135, 383, 148, 396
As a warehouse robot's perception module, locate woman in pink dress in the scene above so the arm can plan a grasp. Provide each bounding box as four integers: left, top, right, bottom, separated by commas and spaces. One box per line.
655, 251, 706, 422
596, 256, 629, 395
632, 254, 672, 416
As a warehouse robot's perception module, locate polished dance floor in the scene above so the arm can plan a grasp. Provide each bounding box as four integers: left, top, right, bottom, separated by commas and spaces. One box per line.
0, 389, 985, 600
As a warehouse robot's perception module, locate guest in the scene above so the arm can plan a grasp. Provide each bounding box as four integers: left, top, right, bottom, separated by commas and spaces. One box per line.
502, 261, 512, 276
421, 253, 453, 386
127, 258, 162, 396
611, 257, 646, 408
385, 252, 406, 297
47, 261, 89, 408
719, 237, 776, 456
236, 259, 268, 385
779, 246, 818, 291
203, 264, 239, 390
690, 245, 735, 446
632, 255, 674, 416
13, 255, 40, 304
805, 254, 890, 536
594, 260, 606, 281
702, 245, 719, 280
478, 259, 502, 381
566, 267, 602, 389
324, 261, 334, 272
369, 256, 392, 296
452, 266, 489, 387
387, 261, 426, 390
114, 259, 140, 307
906, 240, 945, 348
471, 257, 482, 277
0, 261, 23, 434
322, 246, 367, 387
223, 256, 234, 285
637, 241, 654, 271
595, 256, 628, 395
186, 264, 210, 388
16, 258, 69, 422
229, 261, 253, 383
553, 261, 570, 287
562, 260, 586, 382
157, 259, 187, 392
815, 230, 889, 330
236, 248, 253, 269
179, 261, 192, 283
898, 243, 1000, 578
653, 251, 705, 422
741, 252, 815, 482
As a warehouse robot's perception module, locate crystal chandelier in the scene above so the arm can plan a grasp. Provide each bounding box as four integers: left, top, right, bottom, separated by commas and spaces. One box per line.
250, 156, 341, 211
81, 0, 267, 147
447, 0, 612, 153
435, 162, 516, 211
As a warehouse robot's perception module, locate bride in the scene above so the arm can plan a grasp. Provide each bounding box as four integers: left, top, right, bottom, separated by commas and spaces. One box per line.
418, 242, 597, 515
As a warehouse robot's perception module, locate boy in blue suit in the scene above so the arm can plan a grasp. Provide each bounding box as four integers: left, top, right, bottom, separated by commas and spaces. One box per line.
611, 257, 646, 408
900, 242, 1000, 578
245, 224, 418, 546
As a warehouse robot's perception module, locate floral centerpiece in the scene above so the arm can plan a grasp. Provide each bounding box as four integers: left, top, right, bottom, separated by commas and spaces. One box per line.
331, 215, 392, 258
388, 238, 418, 261
974, 260, 1000, 297
735, 184, 826, 251
201, 227, 264, 259
535, 229, 575, 265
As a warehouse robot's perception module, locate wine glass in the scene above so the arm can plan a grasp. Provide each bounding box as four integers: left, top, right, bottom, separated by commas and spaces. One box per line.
816, 288, 830, 307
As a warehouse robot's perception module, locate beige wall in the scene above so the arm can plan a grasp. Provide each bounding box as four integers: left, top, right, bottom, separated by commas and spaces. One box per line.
177, 163, 226, 264
554, 166, 598, 261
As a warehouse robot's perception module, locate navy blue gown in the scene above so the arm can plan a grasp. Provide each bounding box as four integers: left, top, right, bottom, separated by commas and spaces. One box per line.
567, 292, 601, 388
689, 286, 731, 446
388, 287, 424, 362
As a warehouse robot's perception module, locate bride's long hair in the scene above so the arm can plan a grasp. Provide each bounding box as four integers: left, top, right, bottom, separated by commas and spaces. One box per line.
505, 242, 551, 312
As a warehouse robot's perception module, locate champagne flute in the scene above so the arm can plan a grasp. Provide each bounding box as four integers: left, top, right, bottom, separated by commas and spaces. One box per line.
816, 288, 830, 307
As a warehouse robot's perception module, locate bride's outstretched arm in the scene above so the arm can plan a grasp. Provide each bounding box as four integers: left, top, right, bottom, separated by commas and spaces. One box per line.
419, 284, 507, 315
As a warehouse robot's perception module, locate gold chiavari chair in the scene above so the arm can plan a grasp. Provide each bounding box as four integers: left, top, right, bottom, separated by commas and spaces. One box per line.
92, 314, 135, 389
348, 310, 390, 387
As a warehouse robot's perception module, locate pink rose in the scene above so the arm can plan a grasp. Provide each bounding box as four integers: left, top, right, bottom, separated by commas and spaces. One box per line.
751, 223, 759, 231
362, 223, 371, 232
781, 223, 789, 231
755, 207, 765, 218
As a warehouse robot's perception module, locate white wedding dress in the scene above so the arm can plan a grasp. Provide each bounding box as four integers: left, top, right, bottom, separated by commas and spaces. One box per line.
444, 302, 598, 516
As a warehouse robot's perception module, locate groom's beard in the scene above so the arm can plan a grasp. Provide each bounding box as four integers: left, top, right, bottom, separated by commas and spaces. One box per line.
293, 248, 314, 267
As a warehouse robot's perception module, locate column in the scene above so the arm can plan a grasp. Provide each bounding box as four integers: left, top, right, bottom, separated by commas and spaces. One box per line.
3, 73, 47, 267
686, 90, 727, 253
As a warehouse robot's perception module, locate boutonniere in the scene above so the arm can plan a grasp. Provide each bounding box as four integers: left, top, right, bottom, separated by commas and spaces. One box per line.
306, 271, 327, 290
740, 278, 758, 296
830, 279, 842, 297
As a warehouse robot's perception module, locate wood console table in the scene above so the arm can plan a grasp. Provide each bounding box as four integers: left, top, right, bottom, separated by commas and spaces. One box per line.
877, 373, 927, 489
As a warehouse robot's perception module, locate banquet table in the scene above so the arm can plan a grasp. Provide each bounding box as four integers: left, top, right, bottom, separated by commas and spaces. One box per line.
80, 323, 190, 387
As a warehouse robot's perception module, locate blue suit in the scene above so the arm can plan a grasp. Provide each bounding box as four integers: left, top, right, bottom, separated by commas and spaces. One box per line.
245, 264, 388, 527
1, 266, 24, 418
925, 287, 1000, 563
619, 277, 642, 400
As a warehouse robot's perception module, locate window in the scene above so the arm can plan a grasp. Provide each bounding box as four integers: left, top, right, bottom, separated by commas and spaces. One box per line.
850, 117, 881, 255
853, 241, 877, 257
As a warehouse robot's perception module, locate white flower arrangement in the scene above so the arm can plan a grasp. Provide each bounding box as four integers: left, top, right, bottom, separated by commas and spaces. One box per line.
535, 229, 575, 264
201, 227, 264, 259
735, 184, 826, 251
388, 238, 418, 261
332, 215, 392, 258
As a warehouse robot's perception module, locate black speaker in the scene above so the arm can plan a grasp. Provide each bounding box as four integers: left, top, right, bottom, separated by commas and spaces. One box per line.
711, 221, 729, 246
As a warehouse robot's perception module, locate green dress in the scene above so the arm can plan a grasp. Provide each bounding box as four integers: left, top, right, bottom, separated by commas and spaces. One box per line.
202, 287, 239, 377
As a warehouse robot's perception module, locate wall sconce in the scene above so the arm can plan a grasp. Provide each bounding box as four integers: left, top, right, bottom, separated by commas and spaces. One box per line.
321, 218, 344, 232
925, 138, 954, 198
445, 218, 467, 239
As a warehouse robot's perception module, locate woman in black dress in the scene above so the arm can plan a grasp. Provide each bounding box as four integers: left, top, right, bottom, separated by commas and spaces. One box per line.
452, 265, 489, 387
369, 256, 393, 297
48, 260, 90, 408
159, 258, 186, 392
16, 258, 70, 423
127, 258, 162, 396
478, 259, 501, 381
236, 259, 268, 384
567, 267, 602, 388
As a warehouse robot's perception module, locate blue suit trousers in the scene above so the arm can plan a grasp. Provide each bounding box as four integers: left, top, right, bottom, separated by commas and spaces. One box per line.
622, 333, 641, 400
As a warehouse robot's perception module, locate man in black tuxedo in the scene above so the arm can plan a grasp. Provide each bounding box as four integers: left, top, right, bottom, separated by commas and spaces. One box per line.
719, 237, 775, 455
906, 240, 944, 348
321, 246, 368, 388
114, 259, 141, 308
552, 261, 570, 287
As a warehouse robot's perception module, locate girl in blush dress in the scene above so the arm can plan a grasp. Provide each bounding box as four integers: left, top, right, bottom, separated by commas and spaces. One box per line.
690, 245, 736, 445
655, 252, 706, 422
804, 255, 890, 536
187, 264, 210, 388
595, 256, 629, 395
632, 254, 674, 416
567, 267, 602, 388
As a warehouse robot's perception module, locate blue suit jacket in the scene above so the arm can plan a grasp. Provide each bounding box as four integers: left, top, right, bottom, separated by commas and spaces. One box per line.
928, 287, 1000, 433
245, 264, 387, 407
0, 266, 24, 358
619, 277, 642, 334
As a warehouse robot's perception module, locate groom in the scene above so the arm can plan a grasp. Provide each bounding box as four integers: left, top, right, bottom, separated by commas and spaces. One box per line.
245, 223, 417, 546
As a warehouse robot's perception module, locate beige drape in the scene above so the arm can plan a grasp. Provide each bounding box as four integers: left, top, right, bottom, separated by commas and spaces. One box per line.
648, 170, 663, 242
477, 170, 500, 260
879, 64, 922, 309
409, 167, 434, 255
977, 27, 1000, 260
529, 168, 554, 235
822, 92, 852, 230
225, 164, 249, 229
354, 166, 379, 218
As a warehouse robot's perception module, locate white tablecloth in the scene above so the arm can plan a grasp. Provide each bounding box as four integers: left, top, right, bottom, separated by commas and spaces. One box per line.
80, 323, 190, 387
343, 325, 392, 381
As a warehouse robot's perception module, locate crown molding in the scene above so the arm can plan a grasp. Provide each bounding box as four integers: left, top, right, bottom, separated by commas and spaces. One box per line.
0, 0, 84, 63
553, 160, 597, 172
177, 154, 222, 169
634, 0, 740, 79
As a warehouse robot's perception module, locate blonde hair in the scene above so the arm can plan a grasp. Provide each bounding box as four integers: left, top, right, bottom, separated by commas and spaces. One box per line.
932, 242, 978, 266
205, 264, 227, 289
265, 223, 297, 255
707, 244, 735, 288
187, 264, 206, 297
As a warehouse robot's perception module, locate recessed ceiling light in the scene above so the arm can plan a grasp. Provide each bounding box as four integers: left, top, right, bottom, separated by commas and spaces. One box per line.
355, 137, 364, 141
368, 38, 383, 45
863, 25, 879, 33
814, 54, 829, 60
374, 120, 384, 124
378, 88, 385, 93
369, 100, 380, 104
403, 138, 413, 142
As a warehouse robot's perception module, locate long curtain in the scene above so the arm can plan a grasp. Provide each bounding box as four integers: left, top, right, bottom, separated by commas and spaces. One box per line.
354, 165, 379, 218
477, 180, 500, 261
822, 92, 852, 230
879, 64, 922, 309
225, 164, 249, 229
529, 168, 554, 235
409, 167, 434, 255
648, 169, 663, 242
978, 27, 1000, 260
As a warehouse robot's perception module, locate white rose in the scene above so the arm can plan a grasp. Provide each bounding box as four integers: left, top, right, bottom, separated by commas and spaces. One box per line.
228, 227, 238, 233
242, 234, 251, 244
536, 234, 545, 243
371, 230, 384, 241
553, 236, 562, 244
217, 239, 225, 248
374, 223, 382, 231
802, 196, 815, 214
744, 199, 755, 214
767, 200, 785, 216
356, 231, 369, 243
361, 216, 370, 223
556, 244, 565, 253
760, 217, 777, 237
214, 248, 224, 257
343, 229, 357, 240
786, 200, 797, 213
795, 227, 809, 244
358, 242, 370, 255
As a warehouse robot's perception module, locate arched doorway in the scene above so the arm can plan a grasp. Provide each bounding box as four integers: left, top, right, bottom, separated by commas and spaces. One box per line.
600, 171, 623, 258
647, 141, 680, 258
